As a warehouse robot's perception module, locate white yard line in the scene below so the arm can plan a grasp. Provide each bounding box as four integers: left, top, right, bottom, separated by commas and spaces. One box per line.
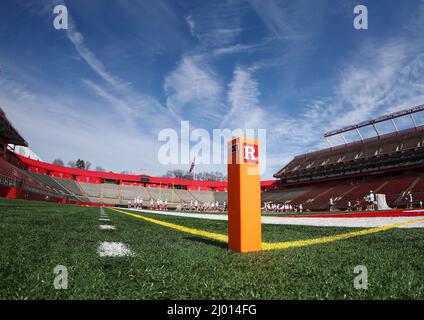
99, 225, 116, 230
118, 207, 424, 229
97, 242, 134, 257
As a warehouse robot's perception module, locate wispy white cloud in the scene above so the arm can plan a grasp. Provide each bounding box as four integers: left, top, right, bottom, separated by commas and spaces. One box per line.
247, 0, 329, 79
164, 55, 225, 123
184, 0, 248, 48
212, 43, 259, 56
66, 23, 131, 91
221, 66, 265, 129
185, 15, 196, 38
249, 0, 303, 41
81, 79, 136, 126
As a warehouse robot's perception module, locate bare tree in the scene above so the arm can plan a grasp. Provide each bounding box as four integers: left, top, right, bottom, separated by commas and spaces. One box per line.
67, 160, 76, 168
162, 169, 226, 181
52, 158, 64, 166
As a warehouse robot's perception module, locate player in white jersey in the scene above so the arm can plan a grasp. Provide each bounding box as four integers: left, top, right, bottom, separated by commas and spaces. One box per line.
369, 190, 375, 211
408, 192, 413, 209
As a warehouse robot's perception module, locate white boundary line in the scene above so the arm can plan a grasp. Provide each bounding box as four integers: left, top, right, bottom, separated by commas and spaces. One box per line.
116, 207, 424, 228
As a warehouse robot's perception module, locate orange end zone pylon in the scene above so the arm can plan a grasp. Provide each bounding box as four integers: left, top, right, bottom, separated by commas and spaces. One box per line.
227, 137, 262, 253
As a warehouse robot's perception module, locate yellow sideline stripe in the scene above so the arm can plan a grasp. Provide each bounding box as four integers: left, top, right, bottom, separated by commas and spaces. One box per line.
262, 218, 424, 251
109, 208, 424, 251
110, 208, 228, 243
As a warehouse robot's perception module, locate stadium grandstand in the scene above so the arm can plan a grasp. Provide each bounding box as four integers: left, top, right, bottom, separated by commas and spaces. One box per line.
1, 105, 424, 211
272, 105, 424, 211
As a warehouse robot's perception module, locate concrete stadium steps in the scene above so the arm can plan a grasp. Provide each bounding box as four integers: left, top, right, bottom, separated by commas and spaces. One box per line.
301, 187, 336, 211
52, 177, 90, 202
78, 182, 101, 197
400, 175, 424, 205
25, 172, 83, 202
189, 190, 214, 203
377, 176, 418, 206
54, 177, 87, 197
338, 180, 387, 205
145, 187, 159, 200
146, 187, 181, 203
410, 175, 424, 194
14, 167, 61, 197
174, 189, 197, 203
312, 183, 358, 210
101, 184, 119, 199
88, 197, 102, 204
26, 172, 69, 196
0, 159, 41, 193
100, 198, 118, 205
292, 186, 334, 206
261, 188, 311, 203
213, 191, 228, 204
120, 185, 151, 201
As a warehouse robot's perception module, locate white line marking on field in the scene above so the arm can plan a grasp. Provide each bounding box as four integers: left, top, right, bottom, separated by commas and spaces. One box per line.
99, 218, 111, 222
97, 242, 134, 257
99, 225, 116, 230
120, 207, 424, 228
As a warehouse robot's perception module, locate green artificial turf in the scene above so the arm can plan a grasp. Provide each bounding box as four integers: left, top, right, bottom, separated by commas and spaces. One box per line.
0, 198, 423, 299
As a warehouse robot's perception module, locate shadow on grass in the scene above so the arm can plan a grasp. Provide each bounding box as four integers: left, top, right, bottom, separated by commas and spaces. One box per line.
185, 236, 228, 249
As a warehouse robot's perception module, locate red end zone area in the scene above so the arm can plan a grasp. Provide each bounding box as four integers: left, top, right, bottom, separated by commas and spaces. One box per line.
278, 209, 424, 218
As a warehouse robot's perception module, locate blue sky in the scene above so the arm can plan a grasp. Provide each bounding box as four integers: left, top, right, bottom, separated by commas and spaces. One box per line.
1, 0, 424, 178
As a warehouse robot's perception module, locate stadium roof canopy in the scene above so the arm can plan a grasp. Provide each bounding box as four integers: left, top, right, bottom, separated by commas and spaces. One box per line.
0, 108, 28, 146
324, 104, 424, 145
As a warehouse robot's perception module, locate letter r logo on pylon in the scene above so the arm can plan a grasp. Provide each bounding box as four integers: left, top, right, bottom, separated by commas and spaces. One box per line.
243, 143, 258, 164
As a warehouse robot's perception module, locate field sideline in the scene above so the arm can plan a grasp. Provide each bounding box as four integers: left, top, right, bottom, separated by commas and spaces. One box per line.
0, 198, 423, 299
